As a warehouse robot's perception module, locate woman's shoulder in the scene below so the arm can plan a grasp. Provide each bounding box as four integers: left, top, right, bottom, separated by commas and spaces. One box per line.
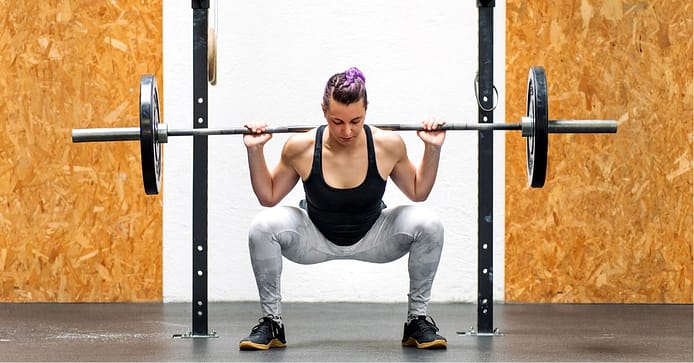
368, 125, 406, 158
283, 128, 317, 156
369, 125, 405, 146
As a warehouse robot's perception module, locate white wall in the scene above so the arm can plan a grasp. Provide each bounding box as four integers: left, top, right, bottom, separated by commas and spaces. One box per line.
163, 1, 506, 304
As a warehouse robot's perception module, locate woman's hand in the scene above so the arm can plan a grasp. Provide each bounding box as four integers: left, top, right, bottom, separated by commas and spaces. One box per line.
243, 122, 273, 149
417, 119, 446, 147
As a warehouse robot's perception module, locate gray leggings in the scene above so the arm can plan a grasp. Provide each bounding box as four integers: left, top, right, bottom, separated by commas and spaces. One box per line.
247, 205, 444, 317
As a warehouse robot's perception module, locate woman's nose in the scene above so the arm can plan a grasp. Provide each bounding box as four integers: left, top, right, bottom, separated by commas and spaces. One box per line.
343, 125, 352, 136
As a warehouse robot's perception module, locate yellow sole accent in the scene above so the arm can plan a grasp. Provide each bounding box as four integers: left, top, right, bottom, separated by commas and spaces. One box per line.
402, 337, 448, 349
239, 338, 287, 351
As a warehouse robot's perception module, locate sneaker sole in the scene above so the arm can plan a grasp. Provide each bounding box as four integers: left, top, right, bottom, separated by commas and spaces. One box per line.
239, 338, 287, 350
402, 337, 448, 349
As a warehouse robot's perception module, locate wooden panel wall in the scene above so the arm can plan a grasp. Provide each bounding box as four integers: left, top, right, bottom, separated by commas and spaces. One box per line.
505, 0, 692, 303
0, 1, 163, 301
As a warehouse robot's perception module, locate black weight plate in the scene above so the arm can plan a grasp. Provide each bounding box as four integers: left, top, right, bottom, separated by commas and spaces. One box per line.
140, 74, 162, 195
526, 66, 548, 188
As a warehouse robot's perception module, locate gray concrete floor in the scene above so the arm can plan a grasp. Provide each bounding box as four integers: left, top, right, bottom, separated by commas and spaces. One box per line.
0, 302, 691, 362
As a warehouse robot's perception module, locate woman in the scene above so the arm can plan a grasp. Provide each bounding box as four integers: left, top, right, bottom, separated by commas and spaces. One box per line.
240, 67, 447, 350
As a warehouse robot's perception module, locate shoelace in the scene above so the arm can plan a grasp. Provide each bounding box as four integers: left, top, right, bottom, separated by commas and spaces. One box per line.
251, 317, 272, 334
250, 316, 277, 335
413, 315, 440, 334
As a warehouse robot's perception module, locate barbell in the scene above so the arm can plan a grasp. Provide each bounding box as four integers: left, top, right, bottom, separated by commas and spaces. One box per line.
71, 67, 617, 195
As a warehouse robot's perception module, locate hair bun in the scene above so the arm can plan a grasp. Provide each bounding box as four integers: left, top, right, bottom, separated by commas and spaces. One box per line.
344, 67, 365, 85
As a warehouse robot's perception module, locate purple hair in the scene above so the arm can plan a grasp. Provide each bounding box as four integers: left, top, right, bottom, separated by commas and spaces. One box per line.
322, 67, 368, 110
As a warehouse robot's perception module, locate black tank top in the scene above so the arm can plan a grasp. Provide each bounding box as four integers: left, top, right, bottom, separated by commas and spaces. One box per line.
302, 125, 387, 246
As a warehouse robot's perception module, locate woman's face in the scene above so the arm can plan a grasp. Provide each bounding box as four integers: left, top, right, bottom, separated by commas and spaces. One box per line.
323, 97, 367, 146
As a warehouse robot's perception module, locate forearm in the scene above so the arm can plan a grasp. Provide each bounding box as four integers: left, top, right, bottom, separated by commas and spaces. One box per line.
246, 147, 275, 206
413, 144, 442, 201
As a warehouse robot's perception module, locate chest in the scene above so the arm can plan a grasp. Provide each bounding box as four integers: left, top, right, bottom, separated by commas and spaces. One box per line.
322, 149, 369, 188
297, 143, 393, 188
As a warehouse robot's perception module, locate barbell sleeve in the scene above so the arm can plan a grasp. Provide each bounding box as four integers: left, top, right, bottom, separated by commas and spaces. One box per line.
72, 127, 141, 143
546, 120, 618, 133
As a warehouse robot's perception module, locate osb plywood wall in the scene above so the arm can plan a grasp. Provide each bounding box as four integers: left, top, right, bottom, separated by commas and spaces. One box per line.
1, 1, 163, 301
505, 0, 692, 303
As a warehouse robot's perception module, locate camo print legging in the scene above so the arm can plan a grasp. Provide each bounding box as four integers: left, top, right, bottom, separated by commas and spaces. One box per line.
247, 205, 444, 317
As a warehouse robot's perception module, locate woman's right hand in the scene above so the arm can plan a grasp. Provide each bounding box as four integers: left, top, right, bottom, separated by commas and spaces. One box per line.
243, 122, 273, 149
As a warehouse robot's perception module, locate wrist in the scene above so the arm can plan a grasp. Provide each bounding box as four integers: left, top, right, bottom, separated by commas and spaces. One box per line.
246, 144, 265, 155
424, 143, 442, 153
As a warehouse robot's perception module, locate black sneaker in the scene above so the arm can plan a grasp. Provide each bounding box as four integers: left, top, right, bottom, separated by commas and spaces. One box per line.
402, 315, 447, 349
239, 316, 287, 350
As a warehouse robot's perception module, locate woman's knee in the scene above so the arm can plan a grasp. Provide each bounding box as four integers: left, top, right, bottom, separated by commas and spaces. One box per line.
248, 207, 300, 243
396, 205, 444, 242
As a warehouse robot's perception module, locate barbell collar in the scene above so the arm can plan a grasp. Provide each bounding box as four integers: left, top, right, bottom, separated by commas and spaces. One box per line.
158, 123, 169, 143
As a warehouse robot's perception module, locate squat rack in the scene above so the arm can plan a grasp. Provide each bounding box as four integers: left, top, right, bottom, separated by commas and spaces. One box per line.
176, 0, 215, 339
470, 0, 502, 336
178, 0, 501, 338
